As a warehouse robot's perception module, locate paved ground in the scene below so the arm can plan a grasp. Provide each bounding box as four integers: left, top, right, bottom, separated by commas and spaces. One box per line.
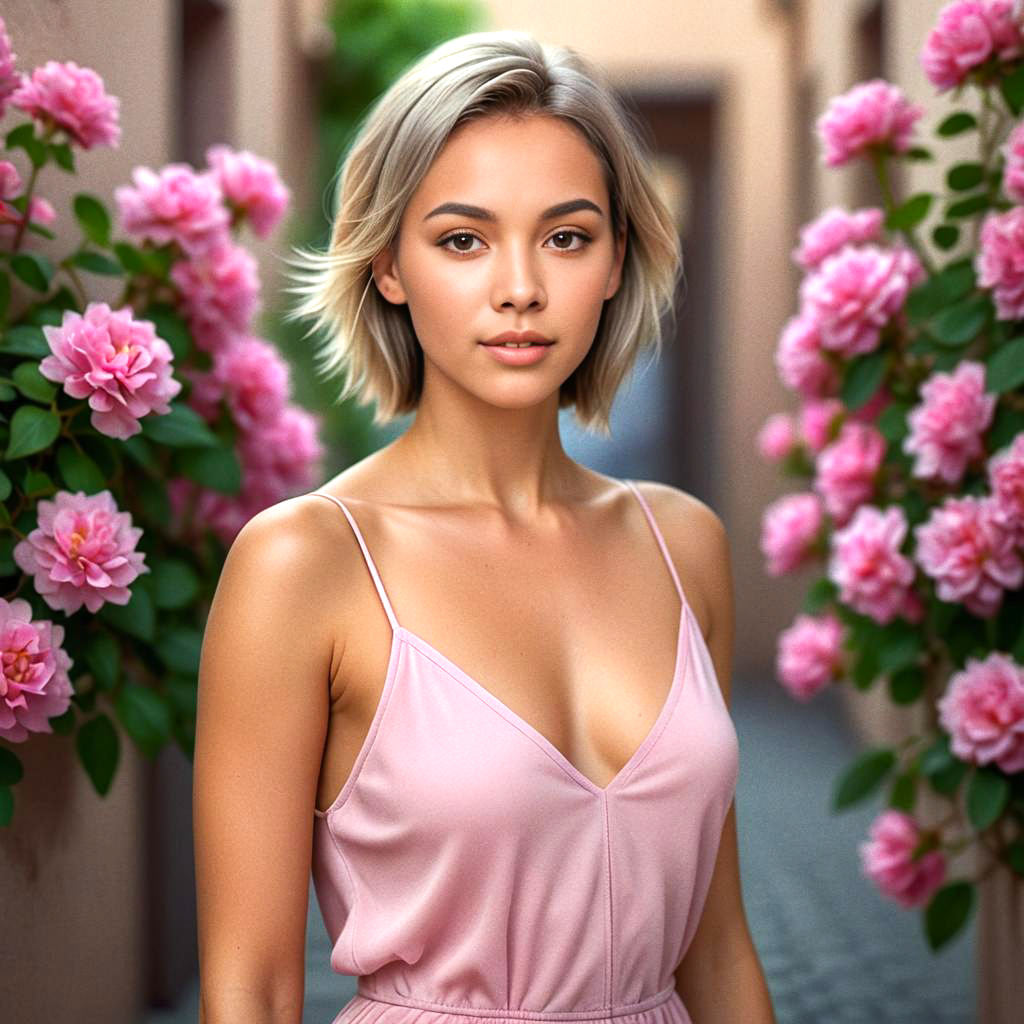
145, 678, 976, 1024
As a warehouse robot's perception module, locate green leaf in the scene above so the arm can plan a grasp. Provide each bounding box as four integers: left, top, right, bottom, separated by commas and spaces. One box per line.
10, 251, 54, 292
12, 361, 58, 403
55, 442, 107, 494
0, 324, 50, 358
888, 771, 917, 812
156, 627, 203, 675
0, 784, 12, 826
928, 293, 990, 346
966, 767, 1010, 830
0, 746, 24, 785
1007, 839, 1024, 876
176, 444, 242, 493
1001, 63, 1024, 117
0, 268, 9, 321
946, 193, 991, 219
851, 643, 881, 691
166, 675, 198, 718
905, 259, 976, 324
885, 192, 933, 232
888, 665, 926, 705
932, 224, 960, 251
69, 249, 122, 276
113, 241, 146, 273
5, 122, 47, 167
877, 623, 924, 673
151, 558, 201, 609
140, 402, 219, 448
75, 712, 120, 795
832, 748, 895, 811
936, 111, 977, 136
5, 405, 61, 459
143, 304, 192, 361
925, 881, 975, 951
802, 576, 838, 615
947, 162, 985, 191
49, 706, 76, 735
876, 401, 912, 442
904, 146, 934, 161
115, 683, 173, 759
72, 193, 111, 247
49, 141, 75, 172
98, 582, 156, 641
84, 630, 121, 691
986, 337, 1024, 393
841, 351, 889, 411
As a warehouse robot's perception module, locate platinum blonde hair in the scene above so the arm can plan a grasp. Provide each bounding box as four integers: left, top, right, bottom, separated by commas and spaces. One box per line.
282, 29, 683, 437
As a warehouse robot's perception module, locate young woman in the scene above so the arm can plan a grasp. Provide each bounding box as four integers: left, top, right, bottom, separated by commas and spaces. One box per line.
193, 30, 774, 1024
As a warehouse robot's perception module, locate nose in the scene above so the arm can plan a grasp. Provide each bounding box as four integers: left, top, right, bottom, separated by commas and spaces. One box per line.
490, 240, 546, 313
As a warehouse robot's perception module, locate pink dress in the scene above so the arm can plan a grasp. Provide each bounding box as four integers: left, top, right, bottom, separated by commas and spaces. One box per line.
309, 479, 740, 1024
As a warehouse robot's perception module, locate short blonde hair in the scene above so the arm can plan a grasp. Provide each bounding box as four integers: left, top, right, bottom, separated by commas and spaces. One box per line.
282, 29, 683, 437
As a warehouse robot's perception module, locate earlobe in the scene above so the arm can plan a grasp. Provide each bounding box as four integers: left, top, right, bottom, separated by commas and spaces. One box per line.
371, 246, 407, 306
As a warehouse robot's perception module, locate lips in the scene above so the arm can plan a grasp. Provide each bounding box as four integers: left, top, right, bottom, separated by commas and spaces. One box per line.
481, 330, 553, 346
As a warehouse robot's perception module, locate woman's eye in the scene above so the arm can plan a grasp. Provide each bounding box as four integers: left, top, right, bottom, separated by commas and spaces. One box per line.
437, 230, 592, 255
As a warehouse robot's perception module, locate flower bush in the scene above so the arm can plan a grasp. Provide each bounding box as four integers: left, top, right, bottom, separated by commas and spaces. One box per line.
760, 0, 1024, 952
0, 18, 325, 825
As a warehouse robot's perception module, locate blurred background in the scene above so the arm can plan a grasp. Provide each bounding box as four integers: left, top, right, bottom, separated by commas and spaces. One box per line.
0, 1, 1001, 1022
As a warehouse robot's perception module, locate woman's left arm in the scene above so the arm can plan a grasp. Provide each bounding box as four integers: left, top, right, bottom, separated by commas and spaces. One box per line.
655, 488, 775, 1024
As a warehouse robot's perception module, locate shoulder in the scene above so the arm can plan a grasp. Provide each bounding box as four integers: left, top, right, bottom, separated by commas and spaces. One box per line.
628, 479, 732, 642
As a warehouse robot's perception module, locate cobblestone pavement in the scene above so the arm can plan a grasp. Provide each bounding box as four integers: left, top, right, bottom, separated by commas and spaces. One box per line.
146, 678, 975, 1024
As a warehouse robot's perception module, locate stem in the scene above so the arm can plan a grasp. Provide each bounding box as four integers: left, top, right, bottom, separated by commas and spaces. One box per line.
10, 123, 56, 254
871, 149, 936, 276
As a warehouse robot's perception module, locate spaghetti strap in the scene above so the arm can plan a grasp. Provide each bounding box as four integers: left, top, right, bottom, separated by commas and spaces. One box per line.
623, 479, 687, 609
310, 491, 400, 632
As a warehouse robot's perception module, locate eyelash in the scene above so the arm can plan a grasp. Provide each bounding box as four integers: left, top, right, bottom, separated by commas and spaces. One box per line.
436, 229, 593, 256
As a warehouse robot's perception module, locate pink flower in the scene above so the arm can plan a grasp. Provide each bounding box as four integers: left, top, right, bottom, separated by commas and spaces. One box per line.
828, 504, 917, 625
800, 397, 845, 452
859, 810, 947, 909
0, 17, 21, 119
0, 597, 73, 743
13, 490, 150, 615
800, 244, 925, 358
988, 433, 1024, 540
792, 206, 885, 271
923, 0, 1024, 90
210, 335, 290, 431
237, 404, 325, 495
938, 651, 1024, 773
115, 163, 229, 258
169, 239, 261, 352
10, 59, 120, 149
0, 158, 22, 198
774, 312, 839, 398
39, 301, 182, 440
1000, 118, 1024, 203
976, 206, 1024, 319
0, 194, 57, 249
814, 420, 887, 525
760, 492, 824, 575
775, 610, 844, 700
205, 144, 291, 238
902, 361, 996, 484
756, 412, 799, 461
816, 79, 924, 168
914, 495, 1023, 618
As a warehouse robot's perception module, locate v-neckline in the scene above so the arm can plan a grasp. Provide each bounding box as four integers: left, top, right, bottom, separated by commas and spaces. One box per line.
394, 597, 691, 797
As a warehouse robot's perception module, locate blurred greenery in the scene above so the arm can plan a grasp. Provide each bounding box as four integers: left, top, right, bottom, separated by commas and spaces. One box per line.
263, 0, 488, 478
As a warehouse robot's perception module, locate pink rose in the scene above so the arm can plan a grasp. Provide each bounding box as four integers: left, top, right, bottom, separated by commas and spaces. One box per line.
115, 163, 230, 258
774, 312, 839, 398
1001, 118, 1024, 203
170, 239, 262, 352
902, 361, 997, 484
10, 59, 120, 149
210, 335, 291, 431
0, 17, 20, 120
828, 504, 918, 625
859, 810, 947, 909
976, 206, 1024, 319
800, 398, 845, 453
237, 404, 325, 495
988, 433, 1024, 540
13, 490, 150, 615
816, 79, 924, 168
760, 492, 825, 576
938, 651, 1024, 773
814, 420, 887, 525
775, 610, 844, 700
800, 244, 925, 358
792, 206, 885, 271
756, 412, 799, 461
205, 144, 291, 238
0, 158, 21, 198
39, 302, 182, 440
914, 495, 1023, 618
0, 597, 73, 743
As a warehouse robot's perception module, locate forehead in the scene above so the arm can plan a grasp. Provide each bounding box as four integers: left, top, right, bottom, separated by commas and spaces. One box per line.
410, 113, 609, 212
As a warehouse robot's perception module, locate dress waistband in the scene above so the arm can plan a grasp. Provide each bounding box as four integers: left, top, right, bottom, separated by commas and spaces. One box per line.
353, 982, 679, 1020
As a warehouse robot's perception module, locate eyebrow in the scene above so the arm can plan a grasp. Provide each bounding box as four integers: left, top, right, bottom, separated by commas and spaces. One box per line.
423, 198, 604, 222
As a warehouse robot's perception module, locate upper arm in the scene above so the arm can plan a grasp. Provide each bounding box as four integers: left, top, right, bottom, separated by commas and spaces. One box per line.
193, 496, 339, 1020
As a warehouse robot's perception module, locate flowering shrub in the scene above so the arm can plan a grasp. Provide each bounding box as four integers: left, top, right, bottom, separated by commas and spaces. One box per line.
0, 18, 325, 825
759, 0, 1024, 951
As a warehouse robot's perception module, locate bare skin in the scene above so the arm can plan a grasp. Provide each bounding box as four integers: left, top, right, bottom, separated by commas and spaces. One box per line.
194, 112, 773, 1023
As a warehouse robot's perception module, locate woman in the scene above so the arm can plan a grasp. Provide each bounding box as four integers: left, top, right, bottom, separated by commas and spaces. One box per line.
193, 30, 775, 1024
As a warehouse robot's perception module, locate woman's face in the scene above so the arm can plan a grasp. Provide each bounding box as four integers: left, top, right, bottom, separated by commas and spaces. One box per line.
371, 113, 626, 414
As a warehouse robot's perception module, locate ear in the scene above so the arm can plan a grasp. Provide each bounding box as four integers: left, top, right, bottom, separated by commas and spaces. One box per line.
371, 244, 408, 306
605, 225, 627, 301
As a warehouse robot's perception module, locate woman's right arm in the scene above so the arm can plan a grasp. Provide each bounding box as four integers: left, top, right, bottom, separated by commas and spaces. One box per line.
193, 496, 342, 1023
